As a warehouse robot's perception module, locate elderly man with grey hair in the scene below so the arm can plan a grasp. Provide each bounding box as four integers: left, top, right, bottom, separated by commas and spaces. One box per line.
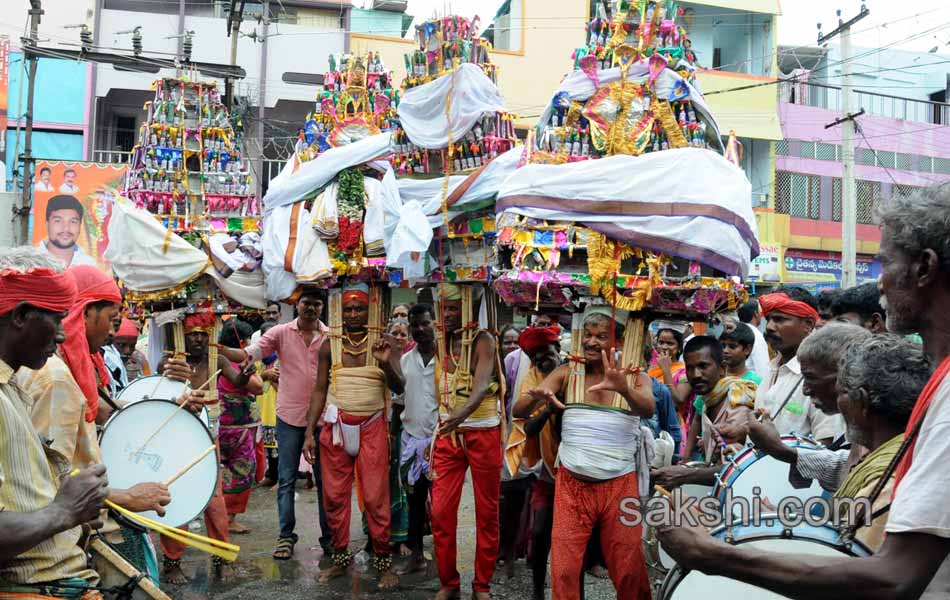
659, 184, 950, 599
721, 322, 870, 491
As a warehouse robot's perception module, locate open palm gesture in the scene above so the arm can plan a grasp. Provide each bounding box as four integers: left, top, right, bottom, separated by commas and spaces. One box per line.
588, 349, 640, 395
372, 334, 398, 364
525, 387, 566, 412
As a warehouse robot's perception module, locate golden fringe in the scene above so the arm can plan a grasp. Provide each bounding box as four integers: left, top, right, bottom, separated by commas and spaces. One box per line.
653, 99, 689, 149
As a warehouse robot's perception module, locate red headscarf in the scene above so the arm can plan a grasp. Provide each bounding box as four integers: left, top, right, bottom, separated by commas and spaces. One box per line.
0, 267, 77, 315
892, 356, 950, 497
518, 325, 561, 355
758, 292, 820, 323
60, 266, 122, 423
115, 318, 139, 339
184, 312, 216, 334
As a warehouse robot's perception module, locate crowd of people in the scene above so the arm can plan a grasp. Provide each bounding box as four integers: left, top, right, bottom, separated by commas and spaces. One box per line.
1, 185, 949, 599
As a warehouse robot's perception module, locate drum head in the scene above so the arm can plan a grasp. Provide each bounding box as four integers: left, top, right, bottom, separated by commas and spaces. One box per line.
116, 376, 211, 429
726, 454, 824, 516
99, 399, 217, 528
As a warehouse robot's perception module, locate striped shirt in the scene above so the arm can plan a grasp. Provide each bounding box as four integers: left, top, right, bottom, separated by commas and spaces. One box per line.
0, 359, 97, 585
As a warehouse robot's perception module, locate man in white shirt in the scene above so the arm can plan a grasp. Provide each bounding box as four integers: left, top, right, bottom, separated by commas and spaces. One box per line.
34, 166, 54, 192
754, 286, 844, 446
657, 184, 950, 599
394, 303, 438, 575
58, 168, 79, 194
737, 299, 771, 378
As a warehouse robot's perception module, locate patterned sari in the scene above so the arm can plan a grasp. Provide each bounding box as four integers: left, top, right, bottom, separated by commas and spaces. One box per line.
218, 368, 259, 515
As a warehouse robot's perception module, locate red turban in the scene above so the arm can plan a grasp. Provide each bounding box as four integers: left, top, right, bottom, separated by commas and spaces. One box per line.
60, 266, 122, 423
0, 267, 77, 316
342, 283, 370, 306
184, 312, 216, 334
518, 325, 561, 355
115, 318, 139, 339
758, 293, 820, 323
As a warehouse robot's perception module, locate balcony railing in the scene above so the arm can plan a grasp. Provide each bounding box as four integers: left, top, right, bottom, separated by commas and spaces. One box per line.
780, 80, 950, 125
93, 150, 133, 165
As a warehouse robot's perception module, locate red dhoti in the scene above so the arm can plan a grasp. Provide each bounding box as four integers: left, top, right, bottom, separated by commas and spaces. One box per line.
161, 477, 230, 560
319, 411, 391, 555
430, 427, 502, 594
550, 468, 651, 600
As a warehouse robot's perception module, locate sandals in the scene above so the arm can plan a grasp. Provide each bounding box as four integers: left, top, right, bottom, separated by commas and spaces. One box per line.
273, 536, 297, 560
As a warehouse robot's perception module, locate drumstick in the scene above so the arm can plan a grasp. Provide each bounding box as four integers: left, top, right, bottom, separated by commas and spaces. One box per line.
131, 369, 221, 456
163, 444, 216, 486
655, 485, 710, 531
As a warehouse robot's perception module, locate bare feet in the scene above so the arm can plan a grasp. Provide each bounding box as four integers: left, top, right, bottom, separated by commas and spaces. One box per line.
318, 563, 348, 583
228, 521, 251, 534
258, 477, 276, 488
215, 560, 237, 583
431, 588, 461, 600
472, 592, 491, 600
378, 569, 399, 590
587, 564, 609, 579
163, 561, 188, 585
395, 553, 427, 576
398, 543, 413, 557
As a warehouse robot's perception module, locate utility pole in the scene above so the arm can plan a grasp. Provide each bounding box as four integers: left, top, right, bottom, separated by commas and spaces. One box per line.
17, 0, 43, 244
818, 3, 869, 289
225, 0, 247, 109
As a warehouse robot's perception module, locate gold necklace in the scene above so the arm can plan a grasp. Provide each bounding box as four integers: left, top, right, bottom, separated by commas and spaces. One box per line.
343, 331, 368, 356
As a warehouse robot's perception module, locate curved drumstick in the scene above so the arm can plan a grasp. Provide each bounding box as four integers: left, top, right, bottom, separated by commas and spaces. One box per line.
164, 444, 216, 486
130, 369, 221, 457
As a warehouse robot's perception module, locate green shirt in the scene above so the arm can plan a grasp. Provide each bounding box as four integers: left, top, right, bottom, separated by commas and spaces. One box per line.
693, 370, 763, 415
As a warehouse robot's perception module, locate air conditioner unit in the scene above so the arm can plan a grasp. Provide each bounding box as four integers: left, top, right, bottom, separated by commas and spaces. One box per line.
372, 0, 407, 12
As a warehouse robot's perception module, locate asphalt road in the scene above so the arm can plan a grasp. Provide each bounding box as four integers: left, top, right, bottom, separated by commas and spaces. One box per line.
157, 478, 637, 599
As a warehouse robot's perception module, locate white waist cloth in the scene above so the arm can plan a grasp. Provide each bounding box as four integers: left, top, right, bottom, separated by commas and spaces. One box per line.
558, 405, 655, 492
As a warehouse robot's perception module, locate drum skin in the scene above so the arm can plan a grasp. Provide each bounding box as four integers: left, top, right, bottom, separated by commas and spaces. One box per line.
117, 375, 211, 428
99, 399, 218, 528
658, 516, 872, 599
712, 436, 825, 517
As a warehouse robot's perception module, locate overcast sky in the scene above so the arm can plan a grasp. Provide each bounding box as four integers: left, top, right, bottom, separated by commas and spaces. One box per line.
388, 0, 950, 55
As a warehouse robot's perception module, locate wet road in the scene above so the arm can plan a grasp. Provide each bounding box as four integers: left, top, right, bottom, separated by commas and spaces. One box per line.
160, 478, 629, 599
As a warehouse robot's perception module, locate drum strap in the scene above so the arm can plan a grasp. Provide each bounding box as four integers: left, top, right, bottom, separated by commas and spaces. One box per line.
769, 375, 804, 421
844, 413, 927, 538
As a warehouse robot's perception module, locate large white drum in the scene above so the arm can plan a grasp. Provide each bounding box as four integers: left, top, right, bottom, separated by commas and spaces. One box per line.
712, 436, 826, 517
99, 399, 218, 528
658, 515, 872, 599
117, 375, 211, 428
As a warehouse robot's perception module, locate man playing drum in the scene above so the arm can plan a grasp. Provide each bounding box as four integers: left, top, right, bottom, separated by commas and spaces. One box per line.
0, 247, 111, 599
524, 307, 655, 600
302, 283, 402, 589
161, 312, 257, 584
658, 185, 950, 599
755, 287, 845, 447
651, 336, 756, 489
17, 265, 173, 580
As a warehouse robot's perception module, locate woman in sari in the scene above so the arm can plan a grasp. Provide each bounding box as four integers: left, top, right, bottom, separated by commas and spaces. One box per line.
648, 324, 696, 451
218, 319, 264, 534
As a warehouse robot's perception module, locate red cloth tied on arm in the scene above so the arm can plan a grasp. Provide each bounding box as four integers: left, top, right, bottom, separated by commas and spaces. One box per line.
0, 267, 78, 315
518, 325, 561, 355
758, 292, 820, 323
892, 355, 950, 497
60, 266, 122, 423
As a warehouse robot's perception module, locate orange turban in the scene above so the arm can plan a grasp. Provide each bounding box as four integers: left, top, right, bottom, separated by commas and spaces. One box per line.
60, 266, 122, 423
758, 293, 819, 323
115, 318, 139, 339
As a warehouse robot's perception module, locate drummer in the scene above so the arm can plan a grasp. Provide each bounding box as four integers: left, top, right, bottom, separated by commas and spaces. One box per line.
160, 312, 256, 584
658, 185, 950, 599
651, 336, 756, 489
0, 247, 109, 598
17, 265, 173, 580
725, 323, 871, 493
755, 287, 845, 447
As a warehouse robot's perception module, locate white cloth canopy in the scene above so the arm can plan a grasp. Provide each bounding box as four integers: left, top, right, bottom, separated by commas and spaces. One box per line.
260, 202, 334, 301
496, 148, 759, 276
262, 132, 393, 214
105, 197, 267, 307
397, 63, 507, 150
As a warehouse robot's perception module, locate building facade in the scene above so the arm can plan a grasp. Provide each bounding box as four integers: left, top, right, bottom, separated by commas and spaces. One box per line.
761, 45, 950, 292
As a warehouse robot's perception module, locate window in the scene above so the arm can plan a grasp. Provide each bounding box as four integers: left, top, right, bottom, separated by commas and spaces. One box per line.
832, 178, 842, 222
875, 150, 895, 169
816, 143, 836, 161
935, 157, 950, 175
896, 153, 913, 171
856, 180, 880, 225
789, 174, 820, 219
856, 148, 876, 166
114, 115, 136, 153
775, 171, 792, 214
775, 139, 789, 156
799, 142, 815, 160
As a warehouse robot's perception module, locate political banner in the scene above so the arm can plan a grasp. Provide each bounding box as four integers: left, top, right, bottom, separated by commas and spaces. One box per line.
31, 160, 128, 271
